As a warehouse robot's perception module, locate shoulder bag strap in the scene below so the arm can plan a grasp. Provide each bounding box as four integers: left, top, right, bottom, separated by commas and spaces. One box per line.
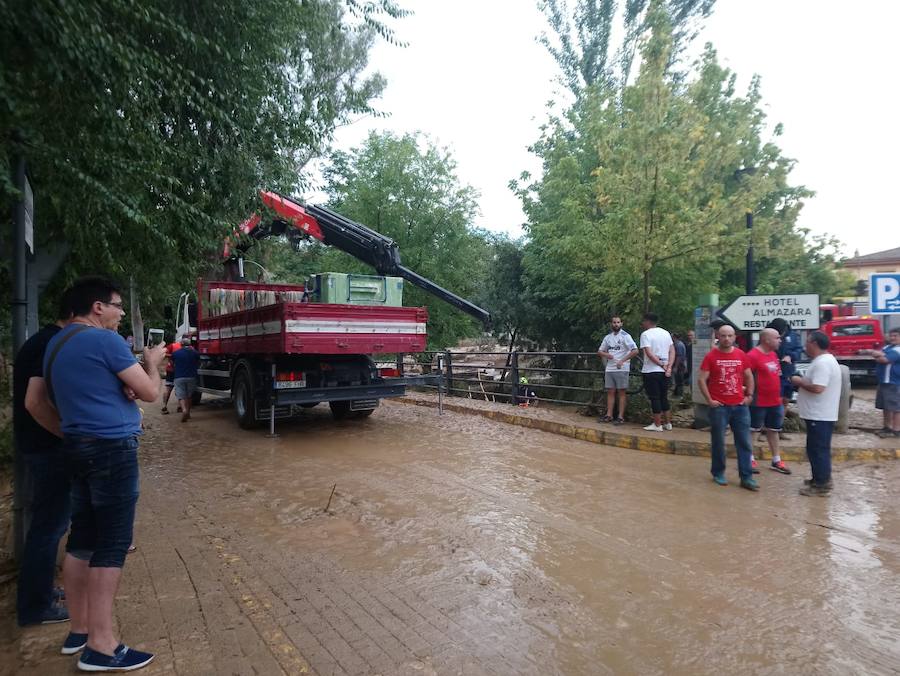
45, 325, 92, 406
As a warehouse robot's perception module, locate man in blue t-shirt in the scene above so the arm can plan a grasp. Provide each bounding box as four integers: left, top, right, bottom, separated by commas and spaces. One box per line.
171, 337, 201, 422
862, 327, 900, 438
45, 277, 165, 672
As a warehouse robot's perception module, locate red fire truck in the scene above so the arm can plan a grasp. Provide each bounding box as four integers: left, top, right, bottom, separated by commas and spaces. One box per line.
184, 191, 490, 429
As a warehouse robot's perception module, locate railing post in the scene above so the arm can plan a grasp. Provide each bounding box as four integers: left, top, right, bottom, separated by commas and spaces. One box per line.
511, 350, 520, 405
396, 352, 404, 375
445, 351, 453, 397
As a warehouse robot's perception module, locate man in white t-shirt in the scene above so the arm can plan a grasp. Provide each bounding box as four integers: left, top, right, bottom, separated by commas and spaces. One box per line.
790, 330, 841, 496
597, 316, 638, 424
639, 312, 675, 432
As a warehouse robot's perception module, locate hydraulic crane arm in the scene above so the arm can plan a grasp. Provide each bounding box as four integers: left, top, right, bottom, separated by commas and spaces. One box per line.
223, 191, 491, 327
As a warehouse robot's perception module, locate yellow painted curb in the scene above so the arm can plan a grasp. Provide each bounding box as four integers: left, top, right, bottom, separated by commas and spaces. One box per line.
393, 398, 900, 462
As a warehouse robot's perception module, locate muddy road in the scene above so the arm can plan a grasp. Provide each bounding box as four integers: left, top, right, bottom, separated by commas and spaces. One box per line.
4, 398, 900, 675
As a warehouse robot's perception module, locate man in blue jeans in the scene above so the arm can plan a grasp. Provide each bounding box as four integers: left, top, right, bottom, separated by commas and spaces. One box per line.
790, 331, 842, 497
13, 297, 71, 626
45, 277, 165, 672
697, 325, 758, 491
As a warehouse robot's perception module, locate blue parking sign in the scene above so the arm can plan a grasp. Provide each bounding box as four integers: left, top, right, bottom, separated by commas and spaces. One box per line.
871, 273, 900, 314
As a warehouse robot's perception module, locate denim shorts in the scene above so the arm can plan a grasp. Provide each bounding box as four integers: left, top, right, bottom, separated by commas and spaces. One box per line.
64, 435, 140, 568
173, 377, 197, 400
750, 404, 785, 432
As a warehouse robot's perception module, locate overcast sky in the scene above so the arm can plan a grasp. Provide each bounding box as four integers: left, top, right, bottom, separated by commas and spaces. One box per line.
323, 0, 898, 259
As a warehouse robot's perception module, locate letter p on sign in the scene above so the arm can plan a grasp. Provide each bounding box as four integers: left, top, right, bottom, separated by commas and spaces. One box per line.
871, 274, 900, 314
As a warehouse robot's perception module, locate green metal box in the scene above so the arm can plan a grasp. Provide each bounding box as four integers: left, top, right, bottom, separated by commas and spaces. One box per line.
309, 273, 404, 306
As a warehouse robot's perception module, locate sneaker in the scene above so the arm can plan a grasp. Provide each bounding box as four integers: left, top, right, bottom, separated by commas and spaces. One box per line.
876, 428, 897, 438
662, 423, 673, 431
613, 418, 625, 425
740, 478, 760, 492
78, 644, 154, 672
62, 632, 88, 655
599, 415, 613, 423
800, 484, 831, 497
19, 603, 69, 626
161, 407, 169, 415
770, 460, 792, 475
803, 478, 833, 489
750, 459, 760, 474
712, 474, 728, 486
643, 423, 663, 432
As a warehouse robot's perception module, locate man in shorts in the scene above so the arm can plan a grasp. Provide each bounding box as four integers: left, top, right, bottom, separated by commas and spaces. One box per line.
747, 328, 792, 474
597, 316, 638, 424
639, 313, 675, 432
46, 276, 165, 670
161, 336, 182, 414
862, 327, 900, 438
171, 336, 201, 422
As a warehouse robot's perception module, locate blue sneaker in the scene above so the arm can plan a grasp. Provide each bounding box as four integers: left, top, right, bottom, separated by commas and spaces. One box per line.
78, 644, 154, 672
740, 478, 760, 492
18, 602, 69, 626
712, 474, 728, 486
61, 632, 88, 655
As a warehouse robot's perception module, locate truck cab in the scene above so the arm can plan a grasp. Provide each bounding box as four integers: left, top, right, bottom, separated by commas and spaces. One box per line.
822, 317, 884, 379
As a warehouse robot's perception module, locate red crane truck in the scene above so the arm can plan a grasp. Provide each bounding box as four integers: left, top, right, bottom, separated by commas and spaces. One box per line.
185, 191, 490, 429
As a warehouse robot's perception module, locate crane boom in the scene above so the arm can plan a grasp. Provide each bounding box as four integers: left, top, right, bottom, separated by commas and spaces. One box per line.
225, 191, 491, 327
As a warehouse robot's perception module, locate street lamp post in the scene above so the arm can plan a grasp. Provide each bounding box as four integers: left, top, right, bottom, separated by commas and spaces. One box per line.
745, 210, 754, 295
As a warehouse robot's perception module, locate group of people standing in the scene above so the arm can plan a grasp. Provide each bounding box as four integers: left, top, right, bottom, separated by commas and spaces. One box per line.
596, 312, 686, 430
597, 313, 843, 496
12, 276, 172, 672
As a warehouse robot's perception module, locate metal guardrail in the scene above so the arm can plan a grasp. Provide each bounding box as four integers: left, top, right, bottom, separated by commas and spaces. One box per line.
386, 350, 646, 408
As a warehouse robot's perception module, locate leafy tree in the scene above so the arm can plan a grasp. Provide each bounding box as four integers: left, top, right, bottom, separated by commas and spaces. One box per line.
475, 236, 530, 348
519, 0, 834, 348
0, 0, 404, 325
539, 0, 716, 96
262, 131, 490, 350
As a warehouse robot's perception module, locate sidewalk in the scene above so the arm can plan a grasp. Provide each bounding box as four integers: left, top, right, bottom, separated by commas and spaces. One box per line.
394, 392, 900, 462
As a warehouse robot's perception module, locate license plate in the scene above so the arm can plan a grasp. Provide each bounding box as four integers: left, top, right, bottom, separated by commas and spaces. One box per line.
849, 369, 868, 376
275, 379, 306, 389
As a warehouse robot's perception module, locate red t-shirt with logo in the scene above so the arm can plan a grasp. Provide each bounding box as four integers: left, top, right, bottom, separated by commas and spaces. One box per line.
700, 347, 750, 405
165, 341, 182, 374
746, 348, 782, 407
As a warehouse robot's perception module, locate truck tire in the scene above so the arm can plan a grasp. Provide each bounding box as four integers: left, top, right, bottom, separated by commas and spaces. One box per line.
233, 367, 258, 429
353, 408, 375, 419
329, 400, 351, 420
191, 390, 202, 406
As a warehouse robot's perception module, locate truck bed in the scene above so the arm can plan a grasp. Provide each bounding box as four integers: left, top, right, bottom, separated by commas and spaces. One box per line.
198, 301, 427, 355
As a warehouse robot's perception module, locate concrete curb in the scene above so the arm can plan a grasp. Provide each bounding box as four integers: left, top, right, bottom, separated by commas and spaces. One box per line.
394, 398, 900, 463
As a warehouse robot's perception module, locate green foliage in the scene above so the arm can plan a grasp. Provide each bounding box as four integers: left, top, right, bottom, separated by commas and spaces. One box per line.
262, 131, 489, 349
517, 1, 840, 350
474, 236, 530, 346
539, 0, 716, 96
0, 0, 404, 327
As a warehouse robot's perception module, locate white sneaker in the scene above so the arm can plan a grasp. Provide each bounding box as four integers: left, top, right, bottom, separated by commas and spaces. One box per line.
643, 423, 663, 432
663, 423, 673, 431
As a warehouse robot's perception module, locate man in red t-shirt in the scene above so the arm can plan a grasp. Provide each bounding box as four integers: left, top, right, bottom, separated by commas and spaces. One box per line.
698, 324, 758, 490
747, 328, 792, 475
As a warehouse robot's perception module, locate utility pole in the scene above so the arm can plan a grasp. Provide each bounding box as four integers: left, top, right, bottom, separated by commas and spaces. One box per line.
745, 210, 755, 295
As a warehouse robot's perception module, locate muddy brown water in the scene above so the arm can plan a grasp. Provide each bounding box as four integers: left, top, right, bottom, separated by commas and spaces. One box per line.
2, 398, 899, 675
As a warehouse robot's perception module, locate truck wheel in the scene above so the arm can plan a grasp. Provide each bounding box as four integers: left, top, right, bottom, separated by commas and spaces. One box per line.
329, 400, 351, 420
191, 391, 203, 406
353, 408, 375, 419
233, 368, 258, 429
